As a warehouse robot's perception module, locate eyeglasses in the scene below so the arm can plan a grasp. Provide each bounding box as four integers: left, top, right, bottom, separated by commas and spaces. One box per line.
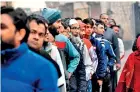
71, 27, 80, 30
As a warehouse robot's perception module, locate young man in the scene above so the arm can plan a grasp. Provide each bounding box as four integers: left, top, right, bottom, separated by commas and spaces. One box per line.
83, 18, 106, 90
100, 13, 121, 92
42, 8, 80, 91
100, 13, 120, 69
1, 6, 58, 92
77, 19, 98, 92
93, 20, 116, 92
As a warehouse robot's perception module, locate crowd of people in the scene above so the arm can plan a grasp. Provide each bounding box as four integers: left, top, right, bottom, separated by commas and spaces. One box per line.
1, 6, 140, 92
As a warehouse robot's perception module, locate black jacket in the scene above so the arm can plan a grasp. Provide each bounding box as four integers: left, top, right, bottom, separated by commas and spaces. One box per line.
69, 40, 87, 92
29, 47, 62, 78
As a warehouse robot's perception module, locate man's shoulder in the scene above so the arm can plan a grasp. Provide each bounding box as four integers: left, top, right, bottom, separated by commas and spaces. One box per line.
103, 39, 112, 44
55, 34, 68, 42
26, 49, 53, 66
106, 27, 115, 34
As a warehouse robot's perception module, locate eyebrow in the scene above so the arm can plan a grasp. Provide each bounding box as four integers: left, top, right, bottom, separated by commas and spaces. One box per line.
1, 23, 8, 29
30, 29, 37, 32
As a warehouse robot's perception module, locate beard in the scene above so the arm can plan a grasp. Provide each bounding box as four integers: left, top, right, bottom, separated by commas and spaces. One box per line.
1, 40, 15, 51
71, 35, 81, 44
42, 41, 48, 49
48, 26, 59, 38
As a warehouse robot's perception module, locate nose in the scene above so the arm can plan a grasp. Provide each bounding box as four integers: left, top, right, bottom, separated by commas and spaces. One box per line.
103, 29, 105, 32
33, 33, 39, 41
83, 31, 85, 34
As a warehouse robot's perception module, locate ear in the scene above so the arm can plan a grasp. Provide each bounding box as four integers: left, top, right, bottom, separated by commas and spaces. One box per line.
16, 29, 26, 41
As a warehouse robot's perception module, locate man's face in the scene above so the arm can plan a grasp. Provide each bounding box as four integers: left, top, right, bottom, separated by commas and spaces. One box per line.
53, 19, 62, 30
85, 24, 93, 36
92, 19, 97, 33
27, 20, 45, 50
100, 14, 109, 26
70, 23, 80, 37
44, 30, 55, 43
113, 26, 119, 34
0, 14, 16, 50
57, 24, 64, 33
109, 19, 116, 27
96, 24, 105, 35
79, 23, 86, 39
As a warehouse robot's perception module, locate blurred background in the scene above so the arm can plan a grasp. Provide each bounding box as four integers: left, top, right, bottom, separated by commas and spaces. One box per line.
1, 1, 140, 50
1, 1, 140, 80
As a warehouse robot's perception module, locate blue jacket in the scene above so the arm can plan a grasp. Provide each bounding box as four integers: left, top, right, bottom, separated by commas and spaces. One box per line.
1, 43, 58, 92
90, 37, 106, 79
94, 34, 116, 69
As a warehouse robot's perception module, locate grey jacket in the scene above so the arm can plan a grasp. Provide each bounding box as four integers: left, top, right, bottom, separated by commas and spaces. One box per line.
104, 27, 120, 63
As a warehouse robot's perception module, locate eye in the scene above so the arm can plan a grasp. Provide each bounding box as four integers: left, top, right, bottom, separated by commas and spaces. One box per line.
39, 33, 45, 38
1, 24, 8, 30
30, 30, 37, 34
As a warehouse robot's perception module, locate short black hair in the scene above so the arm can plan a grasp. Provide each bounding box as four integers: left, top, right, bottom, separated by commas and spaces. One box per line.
83, 18, 94, 27
109, 19, 116, 26
95, 19, 105, 27
110, 25, 120, 29
61, 18, 70, 29
136, 33, 140, 38
26, 14, 47, 34
99, 13, 108, 19
1, 6, 29, 43
75, 17, 82, 21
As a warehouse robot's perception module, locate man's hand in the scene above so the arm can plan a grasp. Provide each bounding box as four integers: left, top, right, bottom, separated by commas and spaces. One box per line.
68, 72, 72, 79
116, 63, 121, 70
97, 80, 103, 86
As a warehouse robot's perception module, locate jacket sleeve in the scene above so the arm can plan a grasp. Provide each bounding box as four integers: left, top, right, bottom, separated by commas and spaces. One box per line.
66, 39, 80, 73
70, 42, 87, 91
38, 62, 58, 92
106, 41, 116, 67
90, 38, 106, 79
76, 45, 87, 92
112, 33, 120, 64
118, 38, 125, 59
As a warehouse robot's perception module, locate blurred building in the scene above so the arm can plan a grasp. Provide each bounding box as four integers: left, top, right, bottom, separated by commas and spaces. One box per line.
1, 1, 139, 49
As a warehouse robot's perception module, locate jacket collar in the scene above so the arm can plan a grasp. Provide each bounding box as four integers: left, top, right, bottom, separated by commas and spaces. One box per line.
1, 43, 28, 64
